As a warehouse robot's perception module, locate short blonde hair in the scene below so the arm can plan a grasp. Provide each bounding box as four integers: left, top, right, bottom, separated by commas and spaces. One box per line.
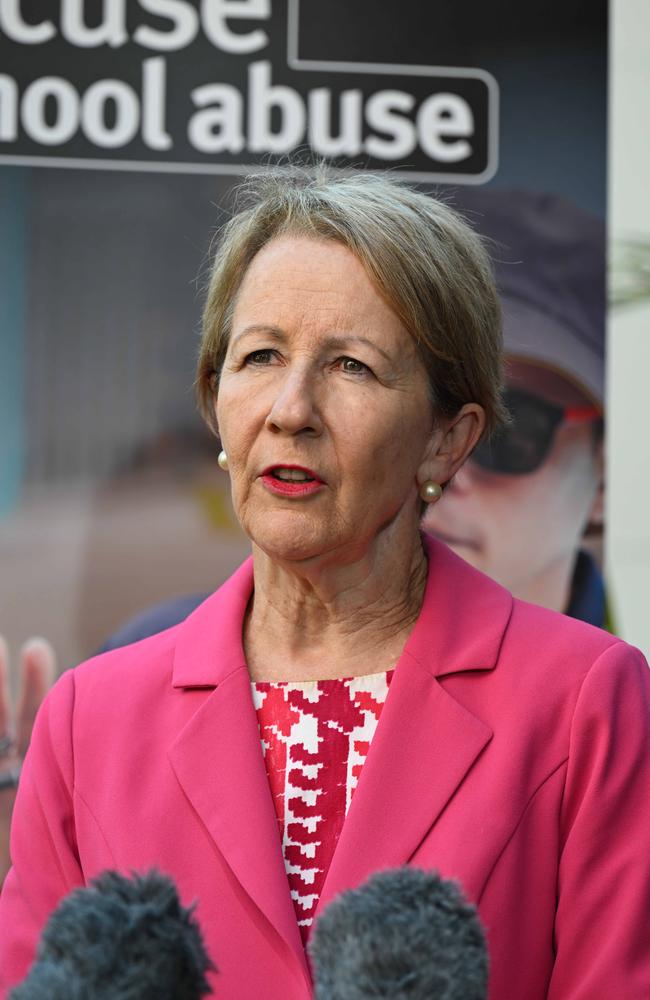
197, 167, 507, 438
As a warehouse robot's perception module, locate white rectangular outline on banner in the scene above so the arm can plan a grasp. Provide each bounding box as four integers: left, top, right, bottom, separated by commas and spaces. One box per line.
0, 0, 499, 182
286, 0, 498, 184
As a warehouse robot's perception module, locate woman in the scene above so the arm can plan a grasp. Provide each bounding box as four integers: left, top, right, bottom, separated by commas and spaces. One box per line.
1, 170, 649, 999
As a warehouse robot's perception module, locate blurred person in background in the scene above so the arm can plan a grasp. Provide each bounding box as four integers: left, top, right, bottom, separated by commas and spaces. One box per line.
425, 189, 606, 625
0, 640, 54, 884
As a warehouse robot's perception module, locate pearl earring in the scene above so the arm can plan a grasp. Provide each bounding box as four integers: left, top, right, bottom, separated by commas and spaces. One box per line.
217, 450, 229, 472
419, 480, 442, 503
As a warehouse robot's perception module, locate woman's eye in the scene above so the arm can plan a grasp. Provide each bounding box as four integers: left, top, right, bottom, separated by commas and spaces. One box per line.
245, 349, 275, 365
339, 357, 369, 375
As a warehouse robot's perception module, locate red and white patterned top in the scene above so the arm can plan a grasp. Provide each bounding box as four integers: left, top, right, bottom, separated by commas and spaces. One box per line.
251, 670, 394, 942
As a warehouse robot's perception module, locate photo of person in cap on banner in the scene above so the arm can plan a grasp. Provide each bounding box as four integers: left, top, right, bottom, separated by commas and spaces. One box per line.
424, 188, 607, 628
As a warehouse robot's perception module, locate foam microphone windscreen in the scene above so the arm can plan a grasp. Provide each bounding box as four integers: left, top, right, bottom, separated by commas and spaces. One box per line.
309, 867, 488, 1000
10, 869, 215, 1000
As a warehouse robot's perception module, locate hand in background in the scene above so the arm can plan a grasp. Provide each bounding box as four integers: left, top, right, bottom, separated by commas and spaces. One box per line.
0, 637, 56, 885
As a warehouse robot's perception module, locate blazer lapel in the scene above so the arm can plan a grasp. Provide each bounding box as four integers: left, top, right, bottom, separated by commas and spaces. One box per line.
167, 560, 309, 983
316, 535, 512, 914
316, 656, 493, 913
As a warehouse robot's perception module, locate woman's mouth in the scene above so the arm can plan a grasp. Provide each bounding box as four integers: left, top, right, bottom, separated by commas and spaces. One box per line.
260, 465, 325, 497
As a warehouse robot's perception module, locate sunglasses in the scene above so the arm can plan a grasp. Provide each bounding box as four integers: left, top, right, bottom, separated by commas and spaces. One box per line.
472, 388, 601, 476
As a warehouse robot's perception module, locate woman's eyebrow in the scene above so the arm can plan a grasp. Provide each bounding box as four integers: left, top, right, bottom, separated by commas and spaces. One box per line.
230, 327, 393, 364
230, 324, 285, 345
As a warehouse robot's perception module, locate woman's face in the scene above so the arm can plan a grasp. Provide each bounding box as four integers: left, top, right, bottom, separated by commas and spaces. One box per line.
216, 235, 439, 565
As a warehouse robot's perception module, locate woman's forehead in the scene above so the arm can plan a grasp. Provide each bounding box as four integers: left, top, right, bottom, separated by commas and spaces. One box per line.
237, 235, 366, 297
232, 235, 409, 344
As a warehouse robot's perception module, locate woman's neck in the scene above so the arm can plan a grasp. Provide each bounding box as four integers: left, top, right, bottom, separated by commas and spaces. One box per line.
244, 533, 428, 682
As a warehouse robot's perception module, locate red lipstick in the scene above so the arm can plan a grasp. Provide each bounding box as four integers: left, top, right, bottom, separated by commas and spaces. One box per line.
260, 465, 325, 497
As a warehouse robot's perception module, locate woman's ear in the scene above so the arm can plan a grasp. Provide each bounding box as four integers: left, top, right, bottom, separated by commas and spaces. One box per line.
419, 404, 486, 488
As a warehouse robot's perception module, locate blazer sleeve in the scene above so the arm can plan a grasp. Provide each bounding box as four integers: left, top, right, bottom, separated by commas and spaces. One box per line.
0, 668, 83, 995
549, 641, 650, 998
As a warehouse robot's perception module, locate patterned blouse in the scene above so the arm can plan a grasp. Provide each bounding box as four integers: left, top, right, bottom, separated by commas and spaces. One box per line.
251, 670, 394, 942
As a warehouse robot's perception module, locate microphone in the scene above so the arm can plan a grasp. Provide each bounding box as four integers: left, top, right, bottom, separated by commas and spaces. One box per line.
309, 867, 488, 1000
10, 869, 215, 1000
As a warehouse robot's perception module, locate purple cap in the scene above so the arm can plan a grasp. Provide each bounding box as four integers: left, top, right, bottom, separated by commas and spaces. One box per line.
454, 188, 605, 406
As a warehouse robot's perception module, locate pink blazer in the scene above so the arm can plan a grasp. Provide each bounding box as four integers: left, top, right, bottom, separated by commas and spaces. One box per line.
2, 537, 650, 999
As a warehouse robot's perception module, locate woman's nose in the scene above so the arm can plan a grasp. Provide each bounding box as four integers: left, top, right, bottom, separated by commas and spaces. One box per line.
265, 369, 323, 436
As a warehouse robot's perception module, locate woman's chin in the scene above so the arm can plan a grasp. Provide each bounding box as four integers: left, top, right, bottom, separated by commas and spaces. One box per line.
245, 513, 338, 565
254, 536, 331, 565
242, 504, 420, 568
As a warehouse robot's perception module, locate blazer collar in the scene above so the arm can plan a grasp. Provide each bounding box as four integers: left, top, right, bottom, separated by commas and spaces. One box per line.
406, 533, 513, 677
172, 557, 254, 689
172, 533, 513, 689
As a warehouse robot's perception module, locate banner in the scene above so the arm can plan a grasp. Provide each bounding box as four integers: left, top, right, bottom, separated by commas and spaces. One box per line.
0, 0, 608, 669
